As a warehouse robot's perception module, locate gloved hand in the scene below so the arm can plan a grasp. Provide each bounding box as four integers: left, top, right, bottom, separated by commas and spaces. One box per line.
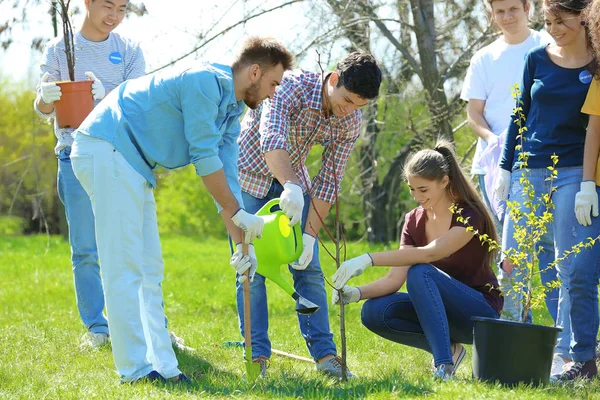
331, 285, 361, 305
494, 169, 511, 201
39, 72, 62, 104
485, 134, 498, 147
230, 243, 258, 283
231, 208, 264, 243
280, 182, 304, 226
575, 181, 599, 226
290, 233, 315, 270
85, 71, 106, 100
332, 254, 374, 290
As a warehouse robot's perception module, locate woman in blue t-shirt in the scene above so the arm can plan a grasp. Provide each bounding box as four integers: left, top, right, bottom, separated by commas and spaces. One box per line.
330, 140, 502, 380
494, 0, 595, 374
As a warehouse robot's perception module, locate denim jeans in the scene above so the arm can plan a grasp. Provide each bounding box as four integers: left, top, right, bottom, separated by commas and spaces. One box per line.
569, 185, 600, 362
501, 166, 582, 358
361, 264, 499, 366
71, 135, 180, 382
57, 147, 108, 335
235, 181, 336, 360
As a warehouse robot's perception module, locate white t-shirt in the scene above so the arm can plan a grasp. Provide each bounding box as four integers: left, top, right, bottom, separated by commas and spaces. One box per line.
461, 29, 552, 174
36, 32, 146, 154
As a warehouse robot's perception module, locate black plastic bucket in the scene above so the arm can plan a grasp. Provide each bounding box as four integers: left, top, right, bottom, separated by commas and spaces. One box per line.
472, 316, 561, 386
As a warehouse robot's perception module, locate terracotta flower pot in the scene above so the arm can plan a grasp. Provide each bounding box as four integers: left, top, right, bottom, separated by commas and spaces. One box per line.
55, 81, 94, 129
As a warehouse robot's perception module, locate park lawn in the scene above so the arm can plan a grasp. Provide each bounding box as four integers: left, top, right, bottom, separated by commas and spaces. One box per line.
0, 234, 598, 399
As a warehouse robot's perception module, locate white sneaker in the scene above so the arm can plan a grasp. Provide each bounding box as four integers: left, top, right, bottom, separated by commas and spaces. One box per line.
81, 332, 109, 348
316, 356, 355, 379
550, 354, 567, 376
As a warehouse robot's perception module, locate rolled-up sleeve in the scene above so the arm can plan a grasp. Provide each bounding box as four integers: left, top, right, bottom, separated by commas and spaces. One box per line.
180, 71, 224, 177
259, 81, 299, 154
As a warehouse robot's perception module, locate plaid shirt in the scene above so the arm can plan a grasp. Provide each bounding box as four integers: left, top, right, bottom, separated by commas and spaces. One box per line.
238, 70, 362, 203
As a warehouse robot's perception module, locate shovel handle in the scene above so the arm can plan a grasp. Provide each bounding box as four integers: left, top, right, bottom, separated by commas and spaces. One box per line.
242, 243, 252, 356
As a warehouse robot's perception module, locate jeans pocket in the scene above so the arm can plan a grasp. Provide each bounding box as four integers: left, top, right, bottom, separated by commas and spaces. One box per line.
70, 154, 94, 198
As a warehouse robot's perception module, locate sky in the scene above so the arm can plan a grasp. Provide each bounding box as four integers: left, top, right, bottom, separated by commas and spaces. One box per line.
0, 0, 346, 89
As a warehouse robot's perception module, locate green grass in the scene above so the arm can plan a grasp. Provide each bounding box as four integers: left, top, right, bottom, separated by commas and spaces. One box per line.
0, 235, 598, 399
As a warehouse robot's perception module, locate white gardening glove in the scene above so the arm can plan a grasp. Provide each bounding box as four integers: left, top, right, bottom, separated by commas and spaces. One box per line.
331, 285, 361, 305
85, 71, 106, 100
332, 254, 374, 290
280, 182, 304, 226
39, 72, 62, 104
290, 233, 316, 270
230, 243, 258, 283
231, 208, 264, 243
575, 181, 599, 227
485, 134, 498, 147
494, 169, 511, 201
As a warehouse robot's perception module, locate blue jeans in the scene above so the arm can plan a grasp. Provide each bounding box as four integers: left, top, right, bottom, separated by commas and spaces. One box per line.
569, 185, 600, 362
501, 166, 582, 358
361, 264, 499, 366
57, 147, 108, 335
236, 181, 336, 360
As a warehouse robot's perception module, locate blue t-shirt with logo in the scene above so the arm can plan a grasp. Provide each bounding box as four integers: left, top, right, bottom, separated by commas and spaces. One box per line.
500, 44, 592, 171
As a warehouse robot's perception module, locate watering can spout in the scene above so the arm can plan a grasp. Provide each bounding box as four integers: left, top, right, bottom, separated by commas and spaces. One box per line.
292, 292, 320, 315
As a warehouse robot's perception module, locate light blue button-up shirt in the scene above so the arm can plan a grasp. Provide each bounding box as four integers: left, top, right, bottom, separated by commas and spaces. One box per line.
76, 63, 245, 210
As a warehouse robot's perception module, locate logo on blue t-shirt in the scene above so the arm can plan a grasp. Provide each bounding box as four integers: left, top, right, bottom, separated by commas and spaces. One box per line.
108, 52, 123, 64
579, 70, 593, 84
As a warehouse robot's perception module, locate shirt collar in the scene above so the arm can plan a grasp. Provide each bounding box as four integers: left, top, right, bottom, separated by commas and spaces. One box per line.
212, 63, 246, 115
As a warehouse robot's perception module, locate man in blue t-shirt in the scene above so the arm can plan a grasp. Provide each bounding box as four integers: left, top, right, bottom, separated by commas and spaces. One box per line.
34, 0, 146, 348
70, 37, 294, 384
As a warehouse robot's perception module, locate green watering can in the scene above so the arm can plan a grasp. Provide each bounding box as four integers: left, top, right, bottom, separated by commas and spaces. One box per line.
253, 199, 320, 315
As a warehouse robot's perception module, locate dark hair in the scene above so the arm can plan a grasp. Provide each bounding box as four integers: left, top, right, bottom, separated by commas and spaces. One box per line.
585, 0, 600, 78
232, 37, 294, 73
403, 139, 499, 267
335, 52, 382, 100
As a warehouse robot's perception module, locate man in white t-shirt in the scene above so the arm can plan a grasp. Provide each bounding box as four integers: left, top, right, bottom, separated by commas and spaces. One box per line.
461, 0, 551, 224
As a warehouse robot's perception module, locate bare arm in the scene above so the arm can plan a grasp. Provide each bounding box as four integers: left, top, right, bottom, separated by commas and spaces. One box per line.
357, 264, 408, 299
264, 149, 301, 185
200, 169, 242, 243
304, 197, 332, 237
370, 226, 473, 267
466, 99, 495, 143
583, 115, 600, 181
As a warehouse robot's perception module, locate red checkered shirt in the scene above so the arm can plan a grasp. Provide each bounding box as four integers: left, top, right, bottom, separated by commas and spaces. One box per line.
238, 70, 362, 203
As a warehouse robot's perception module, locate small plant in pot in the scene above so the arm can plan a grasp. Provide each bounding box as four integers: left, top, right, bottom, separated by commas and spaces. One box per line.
457, 85, 599, 386
53, 0, 94, 128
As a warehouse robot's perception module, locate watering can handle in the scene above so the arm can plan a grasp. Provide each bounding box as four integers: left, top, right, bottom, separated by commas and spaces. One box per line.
256, 198, 281, 217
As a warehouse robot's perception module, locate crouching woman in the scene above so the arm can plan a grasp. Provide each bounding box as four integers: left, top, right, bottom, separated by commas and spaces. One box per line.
331, 140, 503, 379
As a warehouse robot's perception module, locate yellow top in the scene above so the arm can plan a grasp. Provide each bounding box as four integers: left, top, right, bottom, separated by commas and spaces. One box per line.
581, 78, 600, 186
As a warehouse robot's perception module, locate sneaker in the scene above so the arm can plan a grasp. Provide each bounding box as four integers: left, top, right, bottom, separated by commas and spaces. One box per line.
316, 355, 355, 379
252, 356, 269, 378
550, 354, 567, 376
168, 372, 192, 384
431, 343, 466, 375
170, 331, 195, 352
433, 363, 455, 380
122, 370, 166, 385
552, 360, 597, 382
81, 332, 109, 348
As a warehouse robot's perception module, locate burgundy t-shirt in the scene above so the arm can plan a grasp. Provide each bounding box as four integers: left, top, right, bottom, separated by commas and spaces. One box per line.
400, 204, 503, 314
